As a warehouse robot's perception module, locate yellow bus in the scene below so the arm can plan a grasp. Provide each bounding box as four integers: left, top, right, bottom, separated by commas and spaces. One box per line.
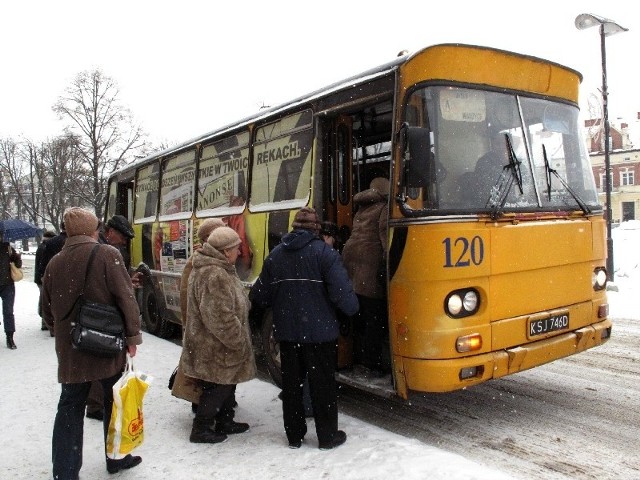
106, 43, 611, 399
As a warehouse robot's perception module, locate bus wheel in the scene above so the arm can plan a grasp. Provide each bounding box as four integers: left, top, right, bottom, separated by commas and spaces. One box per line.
260, 310, 282, 388
142, 286, 175, 338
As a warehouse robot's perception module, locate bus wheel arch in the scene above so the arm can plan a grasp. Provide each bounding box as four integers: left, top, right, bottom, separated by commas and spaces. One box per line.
141, 283, 175, 338
260, 309, 283, 388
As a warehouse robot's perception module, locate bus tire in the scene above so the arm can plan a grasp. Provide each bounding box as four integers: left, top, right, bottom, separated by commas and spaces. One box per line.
142, 285, 175, 338
260, 310, 283, 388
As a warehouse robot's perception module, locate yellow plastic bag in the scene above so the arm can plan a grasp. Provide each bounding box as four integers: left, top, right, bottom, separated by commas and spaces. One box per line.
107, 355, 152, 459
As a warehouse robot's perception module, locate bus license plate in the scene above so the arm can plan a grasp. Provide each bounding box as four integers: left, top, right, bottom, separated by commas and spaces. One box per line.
529, 314, 569, 337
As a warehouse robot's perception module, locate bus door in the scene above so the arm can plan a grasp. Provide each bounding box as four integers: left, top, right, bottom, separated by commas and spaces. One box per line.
324, 116, 354, 247
323, 115, 355, 367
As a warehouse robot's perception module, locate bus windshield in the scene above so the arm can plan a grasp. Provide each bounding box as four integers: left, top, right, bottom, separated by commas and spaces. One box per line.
400, 86, 600, 215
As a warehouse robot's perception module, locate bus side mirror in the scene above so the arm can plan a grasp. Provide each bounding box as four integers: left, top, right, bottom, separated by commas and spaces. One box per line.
405, 127, 432, 188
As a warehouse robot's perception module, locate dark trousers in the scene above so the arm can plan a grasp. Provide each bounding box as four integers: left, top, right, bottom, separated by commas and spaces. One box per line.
353, 295, 389, 372
86, 381, 104, 414
52, 373, 120, 480
280, 341, 338, 445
0, 283, 16, 333
196, 382, 236, 424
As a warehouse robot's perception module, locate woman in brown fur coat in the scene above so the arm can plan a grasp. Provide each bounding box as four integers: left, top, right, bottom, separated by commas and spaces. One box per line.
342, 177, 390, 374
179, 226, 256, 444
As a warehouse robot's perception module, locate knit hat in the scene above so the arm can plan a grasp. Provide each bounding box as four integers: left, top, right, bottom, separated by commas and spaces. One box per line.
207, 226, 241, 251
106, 215, 135, 239
63, 207, 99, 237
369, 177, 389, 194
292, 207, 320, 233
197, 218, 225, 242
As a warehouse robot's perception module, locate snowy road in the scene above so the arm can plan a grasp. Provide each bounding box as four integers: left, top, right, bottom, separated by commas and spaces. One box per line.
338, 313, 640, 480
13, 255, 639, 479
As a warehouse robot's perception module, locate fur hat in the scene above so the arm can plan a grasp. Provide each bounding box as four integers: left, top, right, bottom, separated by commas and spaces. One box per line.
207, 226, 241, 251
106, 215, 135, 239
197, 218, 225, 242
320, 221, 339, 239
369, 177, 389, 194
292, 207, 320, 233
43, 230, 56, 239
63, 207, 99, 237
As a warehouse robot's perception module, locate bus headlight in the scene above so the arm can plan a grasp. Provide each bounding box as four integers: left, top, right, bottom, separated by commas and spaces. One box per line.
592, 268, 607, 291
445, 289, 480, 318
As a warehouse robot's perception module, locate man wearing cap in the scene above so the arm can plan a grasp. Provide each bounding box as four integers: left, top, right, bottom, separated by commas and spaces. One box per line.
101, 214, 135, 270
83, 215, 139, 422
250, 207, 358, 450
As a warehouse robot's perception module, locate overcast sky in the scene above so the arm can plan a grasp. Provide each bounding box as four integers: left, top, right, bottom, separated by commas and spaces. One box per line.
1, 0, 637, 145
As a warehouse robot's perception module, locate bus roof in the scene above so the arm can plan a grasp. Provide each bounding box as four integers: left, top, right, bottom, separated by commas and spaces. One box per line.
111, 43, 580, 178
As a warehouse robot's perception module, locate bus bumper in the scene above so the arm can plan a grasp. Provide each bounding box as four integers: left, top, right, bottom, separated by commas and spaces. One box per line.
394, 318, 612, 398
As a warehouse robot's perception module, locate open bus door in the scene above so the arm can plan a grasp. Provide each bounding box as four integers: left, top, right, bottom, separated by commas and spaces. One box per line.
323, 115, 355, 368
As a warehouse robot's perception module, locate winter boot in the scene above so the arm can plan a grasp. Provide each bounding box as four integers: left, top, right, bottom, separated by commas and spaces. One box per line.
319, 430, 347, 450
6, 333, 16, 350
190, 418, 228, 444
214, 420, 250, 435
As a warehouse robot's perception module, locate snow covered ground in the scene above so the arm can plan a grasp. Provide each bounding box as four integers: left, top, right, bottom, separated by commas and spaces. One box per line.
2, 221, 638, 480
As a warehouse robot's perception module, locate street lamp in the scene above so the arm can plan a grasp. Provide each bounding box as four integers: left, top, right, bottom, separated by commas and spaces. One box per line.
575, 13, 628, 281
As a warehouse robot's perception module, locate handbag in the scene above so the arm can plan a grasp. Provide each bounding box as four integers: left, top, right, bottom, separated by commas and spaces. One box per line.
68, 244, 126, 357
8, 246, 23, 282
10, 262, 23, 282
107, 355, 152, 459
170, 364, 202, 404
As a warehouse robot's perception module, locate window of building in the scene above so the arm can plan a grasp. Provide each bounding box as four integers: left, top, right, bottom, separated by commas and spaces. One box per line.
620, 168, 635, 186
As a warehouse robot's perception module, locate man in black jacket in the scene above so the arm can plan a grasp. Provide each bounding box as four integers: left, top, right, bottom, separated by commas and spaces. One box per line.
250, 207, 358, 450
34, 229, 57, 333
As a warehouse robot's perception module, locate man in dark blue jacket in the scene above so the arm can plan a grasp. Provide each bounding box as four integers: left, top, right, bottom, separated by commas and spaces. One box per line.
250, 207, 358, 450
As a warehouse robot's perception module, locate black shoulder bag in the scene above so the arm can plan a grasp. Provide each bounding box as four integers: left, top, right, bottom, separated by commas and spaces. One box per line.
68, 244, 126, 357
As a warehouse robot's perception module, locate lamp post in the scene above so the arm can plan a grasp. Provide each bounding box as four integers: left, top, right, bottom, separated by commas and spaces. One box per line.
575, 13, 628, 281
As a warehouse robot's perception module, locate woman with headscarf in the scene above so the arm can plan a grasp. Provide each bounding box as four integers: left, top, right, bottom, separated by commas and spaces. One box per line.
179, 226, 256, 444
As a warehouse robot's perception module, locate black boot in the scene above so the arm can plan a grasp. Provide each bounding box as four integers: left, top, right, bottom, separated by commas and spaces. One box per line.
319, 430, 347, 450
190, 418, 228, 444
214, 420, 250, 434
6, 333, 16, 350
106, 454, 142, 474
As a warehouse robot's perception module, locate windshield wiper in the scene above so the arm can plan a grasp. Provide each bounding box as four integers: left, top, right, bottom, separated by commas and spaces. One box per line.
506, 133, 524, 194
542, 144, 591, 215
487, 133, 524, 219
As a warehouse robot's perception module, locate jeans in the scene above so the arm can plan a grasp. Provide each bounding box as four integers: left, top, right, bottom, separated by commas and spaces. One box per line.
0, 283, 16, 333
52, 372, 120, 480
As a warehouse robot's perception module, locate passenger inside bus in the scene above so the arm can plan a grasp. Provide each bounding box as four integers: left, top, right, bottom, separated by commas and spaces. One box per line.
342, 177, 391, 376
458, 131, 512, 206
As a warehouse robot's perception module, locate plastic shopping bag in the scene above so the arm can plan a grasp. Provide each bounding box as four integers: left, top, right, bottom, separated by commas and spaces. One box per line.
107, 355, 152, 459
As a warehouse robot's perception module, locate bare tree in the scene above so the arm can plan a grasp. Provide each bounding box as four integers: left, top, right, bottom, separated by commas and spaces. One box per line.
53, 69, 147, 218
0, 137, 19, 219
0, 137, 38, 224
33, 135, 87, 230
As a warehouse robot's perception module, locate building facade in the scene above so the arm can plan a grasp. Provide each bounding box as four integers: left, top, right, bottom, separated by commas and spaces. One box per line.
587, 113, 640, 225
